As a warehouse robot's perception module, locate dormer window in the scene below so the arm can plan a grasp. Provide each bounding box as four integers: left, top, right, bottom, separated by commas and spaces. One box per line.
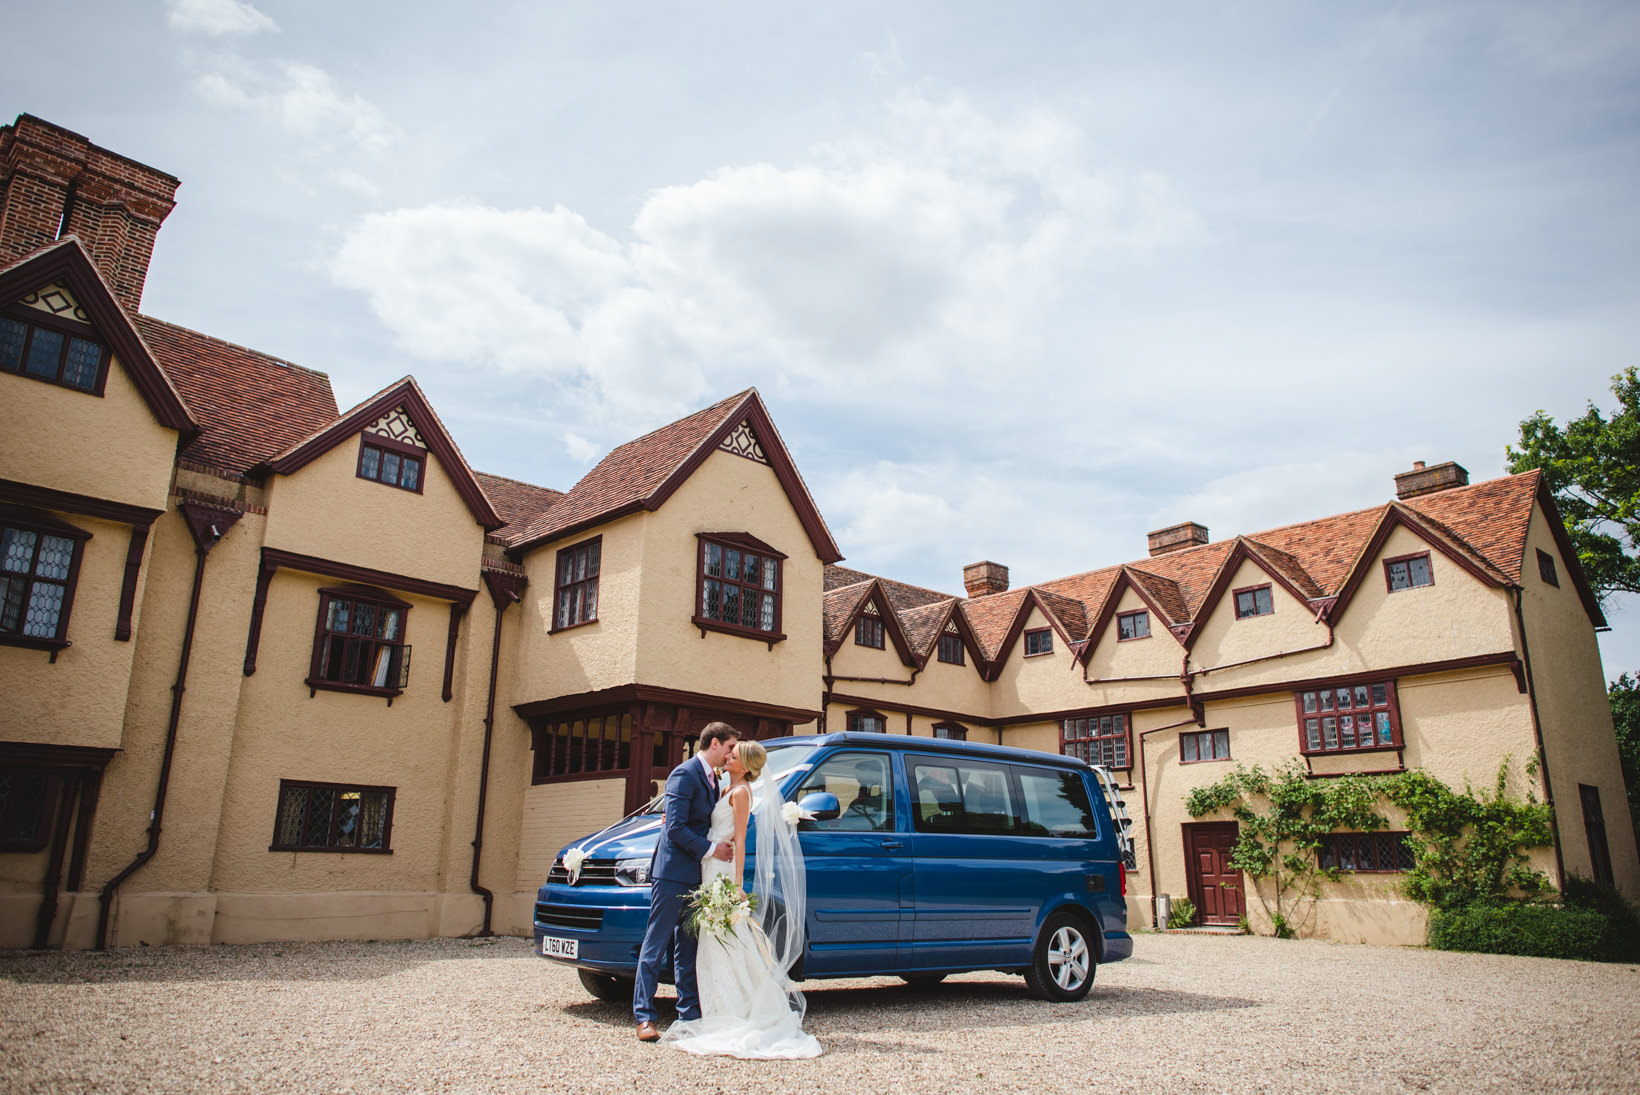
1024, 628, 1053, 656
695, 533, 785, 642
357, 439, 424, 493
1384, 552, 1433, 592
1, 309, 108, 394
1234, 584, 1273, 619
856, 615, 885, 648
1537, 549, 1559, 588
1117, 610, 1150, 641
938, 632, 964, 665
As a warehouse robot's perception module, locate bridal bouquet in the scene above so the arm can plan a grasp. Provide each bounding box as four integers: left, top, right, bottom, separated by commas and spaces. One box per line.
685, 874, 756, 941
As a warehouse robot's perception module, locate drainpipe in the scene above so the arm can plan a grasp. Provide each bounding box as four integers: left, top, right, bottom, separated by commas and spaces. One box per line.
1511, 586, 1565, 888
1136, 713, 1204, 928
470, 571, 526, 936
97, 503, 241, 949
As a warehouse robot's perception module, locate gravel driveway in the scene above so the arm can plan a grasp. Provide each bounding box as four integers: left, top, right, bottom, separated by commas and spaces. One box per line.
2, 933, 1636, 1094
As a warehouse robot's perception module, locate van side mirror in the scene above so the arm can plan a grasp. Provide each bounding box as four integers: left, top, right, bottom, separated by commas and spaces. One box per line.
797, 792, 840, 826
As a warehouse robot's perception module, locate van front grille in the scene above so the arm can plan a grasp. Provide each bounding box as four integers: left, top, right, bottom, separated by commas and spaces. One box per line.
547, 859, 618, 886
536, 903, 604, 931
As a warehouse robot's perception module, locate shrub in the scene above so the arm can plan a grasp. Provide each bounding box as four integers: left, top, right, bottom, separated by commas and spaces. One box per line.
1428, 902, 1637, 962
1167, 898, 1197, 929
1560, 875, 1640, 963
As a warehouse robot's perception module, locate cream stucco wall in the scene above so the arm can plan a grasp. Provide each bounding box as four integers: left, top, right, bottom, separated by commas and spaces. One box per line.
1082, 588, 1190, 711
0, 353, 177, 513
262, 439, 484, 589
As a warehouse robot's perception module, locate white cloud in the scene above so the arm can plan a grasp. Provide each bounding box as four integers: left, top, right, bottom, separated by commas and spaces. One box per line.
165, 0, 275, 36
196, 59, 396, 153
329, 90, 1203, 454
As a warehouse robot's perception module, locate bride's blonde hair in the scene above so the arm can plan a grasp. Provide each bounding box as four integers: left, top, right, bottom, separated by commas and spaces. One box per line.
737, 740, 767, 780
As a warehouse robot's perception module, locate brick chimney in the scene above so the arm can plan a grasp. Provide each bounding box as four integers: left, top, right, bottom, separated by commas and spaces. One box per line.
963, 561, 1009, 598
1394, 460, 1469, 500
1148, 521, 1209, 556
0, 114, 179, 313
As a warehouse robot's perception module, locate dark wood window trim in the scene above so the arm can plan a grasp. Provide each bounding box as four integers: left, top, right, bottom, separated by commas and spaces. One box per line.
0, 505, 91, 657
1233, 583, 1274, 619
1180, 728, 1231, 764
551, 536, 601, 633
305, 585, 412, 704
1537, 548, 1560, 588
1023, 627, 1053, 656
1116, 610, 1150, 641
856, 614, 885, 649
530, 709, 635, 784
693, 533, 786, 646
1383, 551, 1433, 593
1317, 831, 1414, 873
0, 765, 61, 852
937, 632, 965, 665
270, 779, 396, 853
0, 304, 111, 397
242, 548, 475, 703
932, 721, 968, 741
1062, 713, 1131, 769
846, 708, 888, 734
1295, 680, 1402, 755
355, 436, 426, 494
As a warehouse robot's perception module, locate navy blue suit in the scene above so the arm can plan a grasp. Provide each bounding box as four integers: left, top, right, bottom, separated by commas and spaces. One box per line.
633, 756, 718, 1023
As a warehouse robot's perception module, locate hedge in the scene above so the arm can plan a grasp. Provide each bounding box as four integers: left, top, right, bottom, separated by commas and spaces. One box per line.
1429, 900, 1640, 963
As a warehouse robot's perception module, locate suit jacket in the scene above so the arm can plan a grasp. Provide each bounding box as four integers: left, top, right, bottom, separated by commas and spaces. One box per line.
651, 757, 717, 885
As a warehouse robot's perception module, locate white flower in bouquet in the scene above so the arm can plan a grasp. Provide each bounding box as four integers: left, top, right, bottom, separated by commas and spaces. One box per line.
562, 846, 587, 884
687, 875, 758, 940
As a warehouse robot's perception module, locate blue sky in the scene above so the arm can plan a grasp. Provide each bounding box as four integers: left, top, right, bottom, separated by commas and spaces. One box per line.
7, 1, 1640, 673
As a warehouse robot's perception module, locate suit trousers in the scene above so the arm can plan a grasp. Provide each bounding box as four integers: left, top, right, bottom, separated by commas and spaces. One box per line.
632, 877, 701, 1023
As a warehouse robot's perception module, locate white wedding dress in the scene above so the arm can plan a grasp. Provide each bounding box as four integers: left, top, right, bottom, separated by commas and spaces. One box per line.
662, 791, 822, 1059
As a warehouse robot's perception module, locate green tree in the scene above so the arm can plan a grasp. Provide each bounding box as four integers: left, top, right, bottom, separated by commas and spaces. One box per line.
1606, 673, 1640, 855
1506, 366, 1640, 608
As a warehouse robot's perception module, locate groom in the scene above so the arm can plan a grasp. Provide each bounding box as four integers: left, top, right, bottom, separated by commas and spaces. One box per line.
633, 723, 738, 1042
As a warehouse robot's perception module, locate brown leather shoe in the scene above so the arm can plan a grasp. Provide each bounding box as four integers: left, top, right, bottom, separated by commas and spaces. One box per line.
636, 1021, 660, 1043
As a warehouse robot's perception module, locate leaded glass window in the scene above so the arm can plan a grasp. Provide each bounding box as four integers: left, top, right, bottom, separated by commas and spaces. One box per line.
0, 312, 106, 393
0, 515, 87, 644
554, 537, 601, 630
271, 780, 394, 852
1062, 713, 1130, 768
1385, 553, 1433, 591
697, 535, 782, 636
1297, 681, 1400, 753
356, 440, 424, 492
311, 588, 410, 693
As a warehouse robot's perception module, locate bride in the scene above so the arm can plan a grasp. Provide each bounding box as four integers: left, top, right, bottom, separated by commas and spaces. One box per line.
662, 740, 822, 1059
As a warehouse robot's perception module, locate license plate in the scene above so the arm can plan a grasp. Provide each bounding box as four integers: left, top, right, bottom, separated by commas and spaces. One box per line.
542, 935, 578, 959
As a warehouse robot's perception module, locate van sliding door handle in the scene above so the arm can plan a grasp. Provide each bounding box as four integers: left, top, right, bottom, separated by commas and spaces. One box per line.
880, 840, 904, 850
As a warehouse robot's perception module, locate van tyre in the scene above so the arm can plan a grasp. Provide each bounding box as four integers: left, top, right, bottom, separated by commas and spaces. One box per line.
578, 969, 635, 1003
1024, 911, 1096, 1001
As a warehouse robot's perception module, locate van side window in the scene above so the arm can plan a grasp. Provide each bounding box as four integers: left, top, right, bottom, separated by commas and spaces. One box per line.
794, 752, 895, 832
911, 760, 1017, 836
1016, 768, 1098, 838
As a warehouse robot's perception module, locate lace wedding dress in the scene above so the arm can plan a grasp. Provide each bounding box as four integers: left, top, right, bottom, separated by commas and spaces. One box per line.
662, 790, 822, 1059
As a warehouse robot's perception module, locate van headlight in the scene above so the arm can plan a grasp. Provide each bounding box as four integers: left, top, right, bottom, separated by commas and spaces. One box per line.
614, 858, 652, 886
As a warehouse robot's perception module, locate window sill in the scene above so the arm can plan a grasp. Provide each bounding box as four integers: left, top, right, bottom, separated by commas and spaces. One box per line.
269, 845, 393, 855
691, 615, 786, 646
1180, 758, 1233, 765
0, 633, 71, 662
548, 617, 599, 636
1300, 743, 1403, 758
305, 678, 404, 705
1023, 651, 1053, 658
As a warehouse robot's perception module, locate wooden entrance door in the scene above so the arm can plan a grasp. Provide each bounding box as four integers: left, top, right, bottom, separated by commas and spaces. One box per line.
1183, 822, 1245, 926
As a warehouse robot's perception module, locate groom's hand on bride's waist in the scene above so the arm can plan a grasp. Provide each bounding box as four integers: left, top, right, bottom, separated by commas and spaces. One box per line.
711, 841, 734, 861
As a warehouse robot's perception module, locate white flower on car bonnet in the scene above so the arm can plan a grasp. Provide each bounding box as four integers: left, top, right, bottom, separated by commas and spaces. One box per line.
563, 846, 587, 884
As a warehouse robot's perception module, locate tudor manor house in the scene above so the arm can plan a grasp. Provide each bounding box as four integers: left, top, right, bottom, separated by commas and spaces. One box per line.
1, 114, 1635, 951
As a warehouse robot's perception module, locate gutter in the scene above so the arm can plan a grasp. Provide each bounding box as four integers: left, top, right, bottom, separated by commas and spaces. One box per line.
470, 571, 526, 936
97, 502, 241, 950
1136, 714, 1203, 928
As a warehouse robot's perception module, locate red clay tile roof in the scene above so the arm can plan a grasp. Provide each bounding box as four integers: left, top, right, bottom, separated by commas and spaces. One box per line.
135, 315, 337, 475
1033, 588, 1088, 640
899, 599, 959, 659
508, 390, 752, 550
961, 588, 1030, 662
823, 580, 873, 645
825, 565, 954, 613
475, 472, 563, 535
1404, 471, 1541, 582
1124, 568, 1190, 629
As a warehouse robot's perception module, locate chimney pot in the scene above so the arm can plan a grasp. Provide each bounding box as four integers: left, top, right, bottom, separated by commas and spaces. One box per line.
1395, 460, 1469, 500
1147, 522, 1209, 557
963, 560, 1009, 598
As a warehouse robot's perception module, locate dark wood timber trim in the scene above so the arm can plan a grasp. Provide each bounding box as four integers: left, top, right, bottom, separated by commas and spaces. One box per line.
1192, 651, 1522, 707
0, 238, 197, 434
442, 601, 465, 702
514, 684, 819, 726
0, 477, 163, 528
114, 524, 149, 641
1533, 481, 1606, 628
825, 691, 993, 726
990, 694, 1188, 727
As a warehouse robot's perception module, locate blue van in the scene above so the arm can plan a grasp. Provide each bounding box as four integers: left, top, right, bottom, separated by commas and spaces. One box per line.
533, 732, 1132, 1002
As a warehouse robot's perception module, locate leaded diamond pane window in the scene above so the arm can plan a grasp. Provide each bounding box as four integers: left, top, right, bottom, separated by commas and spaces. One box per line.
0, 311, 105, 393
554, 538, 601, 630
696, 535, 783, 638
311, 588, 410, 694
1385, 553, 1433, 592
271, 780, 394, 852
356, 440, 424, 493
1318, 832, 1415, 872
0, 516, 85, 643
